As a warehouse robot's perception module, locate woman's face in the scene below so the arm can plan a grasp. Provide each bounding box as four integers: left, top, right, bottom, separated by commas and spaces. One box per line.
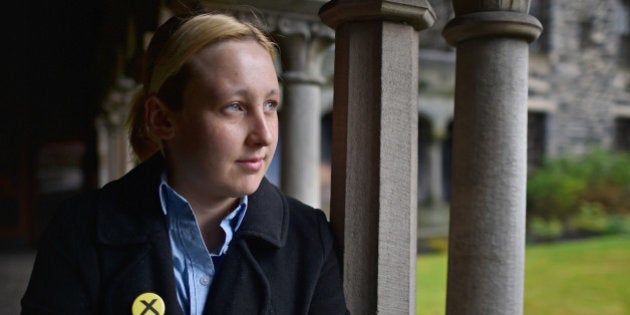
165, 39, 279, 201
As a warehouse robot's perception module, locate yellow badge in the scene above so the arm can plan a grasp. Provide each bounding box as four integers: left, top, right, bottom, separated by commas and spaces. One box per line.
132, 292, 165, 315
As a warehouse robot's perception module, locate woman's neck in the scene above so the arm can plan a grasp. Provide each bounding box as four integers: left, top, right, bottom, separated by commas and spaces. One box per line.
190, 195, 239, 253
166, 171, 239, 252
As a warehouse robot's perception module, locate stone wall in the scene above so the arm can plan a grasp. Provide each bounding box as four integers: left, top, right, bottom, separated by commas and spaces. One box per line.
538, 0, 630, 156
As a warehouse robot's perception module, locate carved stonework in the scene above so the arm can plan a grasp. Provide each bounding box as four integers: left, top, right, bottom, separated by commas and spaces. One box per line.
275, 16, 334, 84
227, 10, 335, 84
452, 0, 531, 15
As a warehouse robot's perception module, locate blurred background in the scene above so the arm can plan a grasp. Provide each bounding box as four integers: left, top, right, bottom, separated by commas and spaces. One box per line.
1, 0, 629, 314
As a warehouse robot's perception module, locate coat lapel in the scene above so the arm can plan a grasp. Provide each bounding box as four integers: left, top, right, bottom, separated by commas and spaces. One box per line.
238, 178, 289, 247
204, 178, 290, 315
95, 154, 183, 315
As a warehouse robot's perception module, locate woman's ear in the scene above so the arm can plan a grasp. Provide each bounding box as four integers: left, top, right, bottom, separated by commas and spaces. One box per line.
145, 96, 175, 140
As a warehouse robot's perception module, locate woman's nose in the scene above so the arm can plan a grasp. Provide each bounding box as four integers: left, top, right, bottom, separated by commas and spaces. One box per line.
247, 111, 276, 146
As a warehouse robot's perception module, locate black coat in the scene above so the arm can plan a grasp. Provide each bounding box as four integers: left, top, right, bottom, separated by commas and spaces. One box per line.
22, 155, 348, 314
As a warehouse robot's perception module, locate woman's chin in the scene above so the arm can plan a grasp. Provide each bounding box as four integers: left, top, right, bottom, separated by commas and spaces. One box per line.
231, 177, 265, 197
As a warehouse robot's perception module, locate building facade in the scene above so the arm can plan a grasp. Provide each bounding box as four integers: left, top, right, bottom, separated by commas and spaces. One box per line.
415, 0, 630, 216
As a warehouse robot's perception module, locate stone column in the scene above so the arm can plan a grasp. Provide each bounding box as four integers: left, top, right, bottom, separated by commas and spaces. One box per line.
276, 17, 334, 208
442, 2, 542, 314
320, 1, 435, 313
95, 77, 137, 187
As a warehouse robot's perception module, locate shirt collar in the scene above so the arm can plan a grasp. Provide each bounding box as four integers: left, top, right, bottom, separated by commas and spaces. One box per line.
158, 173, 247, 214
158, 173, 248, 245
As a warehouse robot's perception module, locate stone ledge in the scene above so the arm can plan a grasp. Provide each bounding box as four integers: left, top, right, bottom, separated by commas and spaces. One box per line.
443, 11, 542, 46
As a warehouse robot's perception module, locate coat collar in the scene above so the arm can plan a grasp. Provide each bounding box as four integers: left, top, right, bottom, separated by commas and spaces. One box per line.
236, 177, 289, 248
96, 154, 289, 248
96, 153, 165, 245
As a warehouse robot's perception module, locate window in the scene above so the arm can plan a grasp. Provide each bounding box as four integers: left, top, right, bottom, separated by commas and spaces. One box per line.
614, 117, 630, 152
528, 112, 547, 171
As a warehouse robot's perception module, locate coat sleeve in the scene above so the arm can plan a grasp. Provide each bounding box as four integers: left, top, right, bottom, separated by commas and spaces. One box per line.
308, 211, 350, 315
21, 196, 99, 315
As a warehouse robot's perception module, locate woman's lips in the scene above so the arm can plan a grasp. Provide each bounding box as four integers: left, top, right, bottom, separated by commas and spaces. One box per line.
236, 158, 264, 172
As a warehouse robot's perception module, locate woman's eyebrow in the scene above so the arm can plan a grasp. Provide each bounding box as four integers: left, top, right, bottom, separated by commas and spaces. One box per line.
229, 88, 279, 98
266, 89, 280, 97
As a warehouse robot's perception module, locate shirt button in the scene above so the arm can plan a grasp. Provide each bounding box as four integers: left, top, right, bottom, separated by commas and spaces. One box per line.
200, 276, 210, 286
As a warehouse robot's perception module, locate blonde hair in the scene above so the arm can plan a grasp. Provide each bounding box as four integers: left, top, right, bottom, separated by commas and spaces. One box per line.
127, 13, 276, 161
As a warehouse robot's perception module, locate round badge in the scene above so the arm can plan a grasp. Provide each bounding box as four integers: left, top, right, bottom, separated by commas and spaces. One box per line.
131, 292, 165, 315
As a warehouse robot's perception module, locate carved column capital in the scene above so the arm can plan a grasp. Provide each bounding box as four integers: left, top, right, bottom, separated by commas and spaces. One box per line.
228, 10, 334, 84
274, 16, 335, 84
276, 15, 335, 40
319, 0, 436, 31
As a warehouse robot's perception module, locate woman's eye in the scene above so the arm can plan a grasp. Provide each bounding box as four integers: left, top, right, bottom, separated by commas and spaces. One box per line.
264, 100, 278, 111
226, 102, 243, 111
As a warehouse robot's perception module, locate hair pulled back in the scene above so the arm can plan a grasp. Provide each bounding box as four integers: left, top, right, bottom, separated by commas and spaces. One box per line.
127, 13, 276, 161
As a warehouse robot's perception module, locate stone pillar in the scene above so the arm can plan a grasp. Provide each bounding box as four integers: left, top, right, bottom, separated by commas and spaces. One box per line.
95, 77, 137, 187
276, 17, 334, 208
320, 1, 435, 313
442, 2, 542, 314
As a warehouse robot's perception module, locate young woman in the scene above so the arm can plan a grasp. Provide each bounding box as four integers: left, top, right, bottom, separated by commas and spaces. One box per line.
22, 13, 348, 315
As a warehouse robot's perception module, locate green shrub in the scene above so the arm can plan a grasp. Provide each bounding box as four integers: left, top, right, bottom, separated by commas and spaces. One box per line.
569, 202, 608, 233
527, 149, 630, 239
527, 217, 564, 242
604, 215, 630, 235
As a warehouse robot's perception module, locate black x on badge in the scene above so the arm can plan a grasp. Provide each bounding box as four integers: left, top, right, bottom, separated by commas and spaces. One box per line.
140, 298, 159, 315
132, 292, 164, 315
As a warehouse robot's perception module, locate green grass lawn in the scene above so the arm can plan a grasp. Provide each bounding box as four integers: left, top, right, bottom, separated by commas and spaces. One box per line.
417, 235, 630, 315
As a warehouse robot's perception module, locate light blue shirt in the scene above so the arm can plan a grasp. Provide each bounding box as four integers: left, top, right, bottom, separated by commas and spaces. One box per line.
159, 175, 247, 315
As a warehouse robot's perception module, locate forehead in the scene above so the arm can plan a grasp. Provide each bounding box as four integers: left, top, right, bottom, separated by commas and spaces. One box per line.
182, 39, 279, 99
187, 39, 275, 75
